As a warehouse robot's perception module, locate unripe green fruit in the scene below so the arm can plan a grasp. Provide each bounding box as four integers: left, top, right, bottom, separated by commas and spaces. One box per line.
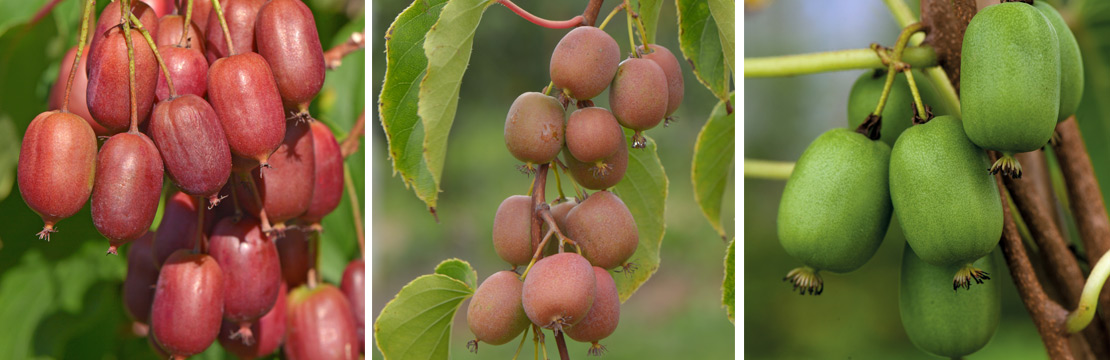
961, 2, 1059, 154
521, 253, 596, 330
505, 92, 565, 166
492, 195, 534, 267
564, 267, 619, 347
900, 244, 1000, 358
467, 271, 530, 346
1033, 1, 1084, 121
565, 191, 638, 269
549, 27, 620, 100
846, 69, 949, 146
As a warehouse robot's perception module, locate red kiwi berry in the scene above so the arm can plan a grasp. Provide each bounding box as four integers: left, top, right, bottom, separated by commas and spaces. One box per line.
208, 217, 283, 345
150, 94, 230, 205
87, 27, 160, 132
284, 284, 360, 360
504, 92, 565, 171
521, 252, 597, 331
190, 0, 215, 32
636, 44, 684, 118
140, 0, 175, 17
49, 47, 108, 136
341, 259, 366, 353
562, 133, 628, 190
88, 1, 159, 65
207, 52, 286, 166
277, 227, 311, 287
566, 107, 624, 175
123, 232, 158, 326
564, 267, 620, 355
17, 111, 98, 240
542, 198, 578, 256
153, 192, 204, 268
91, 132, 164, 254
549, 26, 620, 100
155, 15, 205, 53
299, 121, 344, 226
255, 0, 326, 113
466, 271, 530, 352
609, 58, 668, 148
205, 0, 266, 62
219, 282, 288, 358
239, 121, 316, 226
492, 195, 535, 267
151, 250, 224, 358
565, 190, 639, 270
155, 45, 210, 101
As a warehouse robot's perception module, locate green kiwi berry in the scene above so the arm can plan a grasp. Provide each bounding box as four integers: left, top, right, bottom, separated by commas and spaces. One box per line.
847, 69, 949, 146
1033, 1, 1084, 122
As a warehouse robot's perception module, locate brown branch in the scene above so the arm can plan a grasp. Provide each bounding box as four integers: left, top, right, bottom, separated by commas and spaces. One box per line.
341, 112, 365, 158
324, 31, 365, 70
582, 0, 604, 26
920, 0, 976, 92
530, 165, 549, 258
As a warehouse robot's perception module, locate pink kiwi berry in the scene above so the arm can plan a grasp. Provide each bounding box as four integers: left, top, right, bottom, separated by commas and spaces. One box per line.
17, 111, 97, 240
565, 107, 624, 174
150, 94, 230, 204
255, 0, 326, 111
340, 259, 366, 353
153, 191, 203, 268
150, 250, 224, 358
207, 52, 285, 165
636, 44, 684, 117
562, 133, 628, 191
549, 26, 620, 100
276, 227, 311, 287
49, 47, 108, 135
284, 284, 360, 360
205, 0, 266, 62
208, 217, 282, 345
492, 195, 535, 267
155, 15, 205, 52
504, 92, 565, 168
564, 267, 620, 355
466, 271, 530, 351
88, 1, 158, 65
92, 132, 164, 254
609, 58, 668, 148
219, 282, 288, 359
564, 190, 639, 269
521, 252, 596, 331
155, 45, 209, 101
123, 232, 158, 325
86, 26, 159, 132
299, 121, 344, 225
238, 121, 316, 225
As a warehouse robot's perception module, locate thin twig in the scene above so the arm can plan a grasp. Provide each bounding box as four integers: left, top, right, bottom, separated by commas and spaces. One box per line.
341, 112, 365, 158
582, 0, 605, 26
343, 163, 364, 256
325, 31, 365, 70
499, 0, 584, 29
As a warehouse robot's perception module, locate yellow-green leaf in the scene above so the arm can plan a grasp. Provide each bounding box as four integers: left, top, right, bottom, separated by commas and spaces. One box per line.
707, 0, 734, 75
611, 131, 668, 302
692, 93, 734, 239
676, 0, 730, 101
374, 259, 477, 360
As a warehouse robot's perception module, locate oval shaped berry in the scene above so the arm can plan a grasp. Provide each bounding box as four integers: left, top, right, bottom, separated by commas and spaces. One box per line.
505, 92, 565, 166
255, 0, 325, 110
566, 107, 623, 164
92, 132, 164, 248
89, 1, 158, 65
610, 58, 668, 132
300, 121, 344, 224
205, 0, 266, 62
190, 0, 214, 32
219, 282, 287, 359
521, 252, 596, 330
151, 250, 224, 358
123, 232, 158, 324
150, 94, 230, 202
155, 45, 209, 101
208, 217, 282, 342
153, 192, 203, 268
17, 111, 97, 239
207, 52, 285, 165
140, 0, 175, 17
276, 227, 311, 288
564, 267, 619, 346
637, 44, 683, 116
239, 121, 315, 224
49, 47, 108, 135
285, 284, 360, 360
155, 15, 205, 53
87, 27, 159, 132
467, 271, 529, 346
492, 195, 534, 267
550, 26, 619, 100
565, 190, 639, 269
543, 199, 578, 256
341, 259, 365, 352
563, 134, 628, 191
847, 69, 949, 146
1033, 1, 1084, 121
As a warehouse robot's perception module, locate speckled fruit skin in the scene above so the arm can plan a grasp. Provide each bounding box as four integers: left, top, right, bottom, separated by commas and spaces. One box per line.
240, 121, 316, 224
219, 282, 287, 359
900, 244, 1000, 358
492, 195, 534, 267
49, 47, 108, 135
91, 132, 164, 244
563, 134, 628, 190
255, 0, 325, 110
300, 121, 344, 224
847, 69, 949, 146
207, 52, 285, 164
155, 15, 205, 53
521, 253, 596, 329
505, 92, 565, 165
153, 192, 203, 268
340, 259, 365, 352
890, 116, 1003, 266
566, 107, 623, 164
123, 232, 158, 324
543, 199, 578, 256
155, 46, 209, 101
961, 2, 1059, 153
205, 0, 266, 62
151, 250, 224, 358
209, 217, 282, 324
467, 271, 530, 345
88, 1, 158, 66
564, 267, 619, 342
565, 191, 638, 269
636, 44, 683, 116
17, 111, 97, 233
190, 0, 214, 33
549, 26, 620, 100
777, 128, 891, 273
87, 29, 159, 132
284, 284, 359, 360
276, 227, 310, 287
1034, 1, 1084, 122
609, 58, 668, 132
150, 94, 230, 200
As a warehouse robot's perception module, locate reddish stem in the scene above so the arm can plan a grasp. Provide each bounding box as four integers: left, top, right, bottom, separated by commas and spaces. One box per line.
498, 0, 584, 29
324, 32, 365, 70
341, 112, 365, 158
62, 0, 96, 112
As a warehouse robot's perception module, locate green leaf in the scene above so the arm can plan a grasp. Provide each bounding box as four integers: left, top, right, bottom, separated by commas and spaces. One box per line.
707, 0, 734, 76
630, 0, 664, 44
722, 238, 735, 324
692, 93, 734, 239
374, 261, 476, 360
676, 0, 730, 101
379, 0, 449, 211
1074, 0, 1110, 218
0, 117, 18, 202
611, 131, 668, 302
434, 258, 478, 289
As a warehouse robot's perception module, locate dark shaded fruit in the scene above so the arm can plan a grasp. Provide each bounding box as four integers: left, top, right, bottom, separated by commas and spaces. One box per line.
123, 232, 158, 324
140, 0, 175, 16
17, 111, 97, 239
49, 47, 108, 135
900, 244, 1000, 357
284, 284, 359, 360
151, 250, 224, 357
153, 192, 203, 268
220, 282, 288, 359
847, 69, 950, 146
276, 227, 311, 287
564, 267, 619, 347
92, 132, 164, 250
566, 107, 623, 164
504, 92, 565, 166
609, 58, 668, 133
1033, 1, 1084, 121
88, 1, 158, 65
565, 190, 638, 269
205, 0, 266, 62
87, 27, 160, 132
467, 271, 529, 346
549, 26, 620, 100
208, 217, 282, 342
636, 44, 683, 116
521, 252, 596, 330
340, 259, 365, 352
492, 195, 534, 267
155, 45, 209, 101
300, 121, 344, 224
207, 52, 285, 165
190, 0, 215, 32
255, 0, 325, 110
150, 94, 230, 203
155, 15, 205, 52
239, 121, 316, 224
563, 133, 628, 190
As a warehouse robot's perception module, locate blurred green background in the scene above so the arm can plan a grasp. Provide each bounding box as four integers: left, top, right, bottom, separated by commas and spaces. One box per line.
370, 0, 735, 359
0, 0, 365, 359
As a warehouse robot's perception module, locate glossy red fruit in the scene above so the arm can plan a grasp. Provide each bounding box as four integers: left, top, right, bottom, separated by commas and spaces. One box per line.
155, 45, 209, 101
609, 58, 668, 133
155, 15, 205, 53
207, 52, 285, 165
255, 0, 325, 110
300, 122, 343, 224
566, 107, 623, 164
17, 111, 97, 239
521, 253, 596, 330
92, 132, 164, 252
276, 227, 311, 287
87, 29, 160, 132
220, 282, 288, 359
637, 44, 684, 116
205, 0, 266, 62
88, 1, 158, 65
285, 284, 359, 360
153, 192, 203, 268
150, 94, 230, 203
209, 217, 282, 343
340, 259, 365, 352
49, 47, 108, 135
564, 267, 620, 345
148, 330, 171, 358
151, 250, 224, 358
140, 0, 175, 17
123, 232, 158, 324
191, 0, 215, 32
241, 121, 315, 224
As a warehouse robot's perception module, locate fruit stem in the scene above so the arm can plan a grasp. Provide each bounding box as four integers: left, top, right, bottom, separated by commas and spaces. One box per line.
179, 0, 193, 48
542, 81, 554, 96
210, 0, 235, 55
550, 160, 566, 199
520, 228, 556, 280
1067, 251, 1110, 333
624, 6, 636, 55
340, 112, 366, 158
625, 0, 650, 52
596, 3, 624, 31
62, 0, 96, 113
239, 172, 276, 234
880, 0, 961, 117
497, 0, 584, 29
510, 320, 530, 360
121, 0, 140, 134
344, 162, 364, 256
307, 231, 319, 289
744, 46, 938, 78
129, 13, 176, 97
743, 159, 794, 180
902, 68, 929, 121
529, 164, 549, 268
323, 31, 366, 70
554, 330, 570, 360
582, 0, 605, 26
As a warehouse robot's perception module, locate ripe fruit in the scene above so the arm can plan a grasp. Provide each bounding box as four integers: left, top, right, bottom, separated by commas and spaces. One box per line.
549, 26, 620, 100
340, 259, 366, 352
150, 94, 230, 203
87, 27, 160, 132
543, 199, 578, 255
205, 0, 266, 62
240, 121, 316, 224
17, 111, 97, 240
566, 107, 624, 169
285, 284, 360, 360
847, 69, 948, 146
563, 133, 628, 190
207, 52, 286, 165
151, 250, 224, 358
900, 244, 1000, 358
467, 271, 530, 347
564, 267, 620, 355
155, 15, 205, 52
140, 0, 175, 17
88, 1, 159, 64
208, 217, 282, 343
1033, 1, 1084, 121
255, 0, 326, 111
492, 195, 535, 267
777, 128, 892, 294
219, 282, 288, 359
155, 45, 210, 101
610, 58, 668, 147
153, 192, 203, 268
504, 92, 565, 167
123, 232, 158, 325
565, 191, 639, 269
961, 2, 1059, 177
636, 44, 683, 116
48, 47, 108, 135
276, 227, 311, 287
191, 0, 215, 32
300, 121, 344, 225
890, 116, 1003, 289
91, 132, 164, 251
521, 252, 596, 330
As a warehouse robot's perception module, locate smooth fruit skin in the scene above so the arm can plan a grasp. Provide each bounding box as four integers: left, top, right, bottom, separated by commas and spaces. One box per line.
566, 107, 623, 164
961, 2, 1059, 153
123, 232, 158, 324
564, 267, 619, 343
155, 15, 205, 53
91, 132, 164, 244
847, 69, 949, 146
636, 44, 683, 116
49, 47, 108, 135
150, 94, 230, 200
276, 227, 311, 287
564, 135, 628, 190
565, 191, 638, 269
155, 45, 209, 101
549, 26, 620, 100
777, 128, 891, 273
609, 58, 668, 132
219, 282, 288, 359
492, 195, 535, 267
300, 121, 344, 224
209, 218, 282, 324
1034, 1, 1084, 121
88, 1, 158, 66
900, 244, 1000, 358
255, 0, 326, 110
207, 52, 286, 164
504, 92, 565, 165
151, 250, 224, 357
890, 116, 1003, 266
87, 29, 160, 132
153, 192, 202, 268
340, 259, 366, 352
285, 284, 360, 360
467, 271, 530, 345
205, 0, 266, 62
241, 121, 316, 224
191, 0, 215, 32
17, 111, 97, 235
521, 253, 596, 329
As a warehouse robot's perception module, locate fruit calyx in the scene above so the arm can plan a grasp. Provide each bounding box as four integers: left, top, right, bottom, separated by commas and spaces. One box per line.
989, 152, 1023, 179
783, 266, 823, 295
952, 263, 992, 291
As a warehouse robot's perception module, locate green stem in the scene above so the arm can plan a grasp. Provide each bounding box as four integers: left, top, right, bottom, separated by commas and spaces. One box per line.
903, 68, 927, 118
744, 159, 794, 180
596, 3, 623, 31
1066, 251, 1110, 333
629, 2, 650, 50
624, 3, 636, 55
62, 0, 96, 112
873, 65, 899, 116
744, 46, 937, 78
210, 0, 235, 55
873, 22, 922, 117
121, 0, 139, 133
129, 13, 175, 98
511, 328, 529, 360
881, 0, 962, 117
550, 160, 566, 200
179, 0, 193, 47
882, 0, 918, 33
